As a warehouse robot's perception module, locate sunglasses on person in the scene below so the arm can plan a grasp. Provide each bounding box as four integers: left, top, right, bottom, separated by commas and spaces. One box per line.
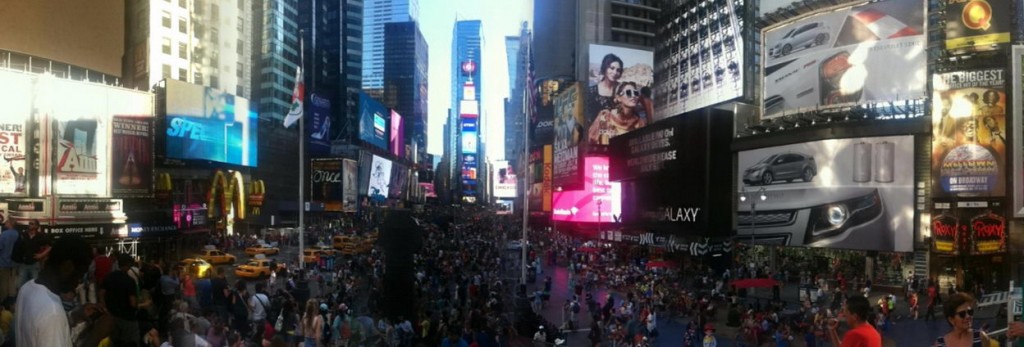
955, 308, 974, 318
619, 89, 639, 98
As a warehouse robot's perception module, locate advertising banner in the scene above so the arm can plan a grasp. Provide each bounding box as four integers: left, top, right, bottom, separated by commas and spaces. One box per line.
165, 79, 257, 166
420, 182, 436, 198
553, 83, 583, 190
54, 117, 108, 196
342, 159, 358, 212
543, 145, 553, 212
944, 0, 1011, 53
367, 155, 392, 202
496, 200, 514, 215
761, 0, 926, 119
111, 116, 153, 197
492, 160, 517, 198
358, 93, 388, 150
552, 156, 622, 222
0, 120, 27, 195
309, 93, 332, 156
528, 148, 542, 211
390, 110, 404, 158
657, 0, 744, 120
931, 69, 1006, 198
310, 159, 344, 212
1013, 47, 1024, 217
462, 131, 478, 154
388, 163, 408, 200
586, 45, 654, 145
931, 199, 1006, 255
737, 135, 915, 252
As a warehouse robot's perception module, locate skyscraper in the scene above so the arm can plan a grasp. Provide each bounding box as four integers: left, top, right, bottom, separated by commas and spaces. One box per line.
451, 20, 482, 204
254, 0, 300, 122
504, 23, 529, 162
383, 21, 428, 168
362, 0, 419, 98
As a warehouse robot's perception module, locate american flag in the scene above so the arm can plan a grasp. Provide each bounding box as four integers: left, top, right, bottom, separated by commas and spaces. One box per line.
526, 36, 537, 124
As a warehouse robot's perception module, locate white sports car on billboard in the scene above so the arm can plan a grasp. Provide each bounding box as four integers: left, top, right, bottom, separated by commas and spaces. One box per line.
769, 22, 831, 58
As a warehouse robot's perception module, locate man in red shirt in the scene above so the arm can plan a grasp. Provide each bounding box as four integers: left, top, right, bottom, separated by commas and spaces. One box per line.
828, 295, 882, 347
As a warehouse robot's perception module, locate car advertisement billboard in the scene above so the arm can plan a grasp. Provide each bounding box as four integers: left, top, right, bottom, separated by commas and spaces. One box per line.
656, 0, 744, 120
342, 158, 358, 212
737, 135, 914, 252
309, 93, 332, 157
944, 0, 1011, 53
761, 0, 926, 119
165, 79, 257, 166
310, 159, 344, 212
553, 156, 621, 222
931, 69, 1006, 198
358, 93, 388, 150
931, 199, 1006, 255
586, 44, 653, 145
111, 116, 154, 197
553, 82, 583, 190
367, 155, 392, 202
390, 110, 404, 158
492, 160, 517, 198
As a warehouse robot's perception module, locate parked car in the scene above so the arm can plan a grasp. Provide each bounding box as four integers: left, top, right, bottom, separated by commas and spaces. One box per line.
770, 22, 830, 58
743, 153, 817, 185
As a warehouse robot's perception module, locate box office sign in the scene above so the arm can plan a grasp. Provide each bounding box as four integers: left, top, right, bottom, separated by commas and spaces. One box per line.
45, 224, 117, 239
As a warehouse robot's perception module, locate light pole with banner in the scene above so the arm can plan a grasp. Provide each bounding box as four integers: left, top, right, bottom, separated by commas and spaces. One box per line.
739, 187, 767, 264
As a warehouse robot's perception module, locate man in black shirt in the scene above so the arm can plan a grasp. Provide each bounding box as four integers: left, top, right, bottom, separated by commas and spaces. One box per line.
16, 219, 50, 289
211, 267, 230, 323
102, 253, 139, 346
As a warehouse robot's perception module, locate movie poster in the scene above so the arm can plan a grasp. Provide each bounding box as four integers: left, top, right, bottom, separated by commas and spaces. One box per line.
55, 117, 108, 196
343, 159, 358, 212
931, 69, 1007, 198
553, 83, 583, 190
0, 120, 27, 195
111, 116, 153, 197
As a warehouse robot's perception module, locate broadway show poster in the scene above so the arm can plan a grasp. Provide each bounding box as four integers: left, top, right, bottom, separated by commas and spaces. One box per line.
931, 199, 1007, 255
55, 117, 108, 196
553, 83, 583, 190
342, 159, 358, 212
931, 69, 1006, 198
310, 159, 344, 212
111, 116, 153, 197
944, 0, 1011, 53
586, 44, 653, 146
0, 120, 28, 195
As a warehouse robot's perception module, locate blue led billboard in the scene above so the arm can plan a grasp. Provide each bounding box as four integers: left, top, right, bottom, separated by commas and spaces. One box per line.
358, 93, 388, 150
462, 131, 478, 154
165, 79, 257, 166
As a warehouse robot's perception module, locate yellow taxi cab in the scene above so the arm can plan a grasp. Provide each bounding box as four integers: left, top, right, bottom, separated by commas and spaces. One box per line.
332, 235, 354, 250
302, 249, 322, 264
234, 254, 281, 278
178, 258, 213, 279
245, 242, 280, 256
197, 247, 236, 265
315, 244, 337, 256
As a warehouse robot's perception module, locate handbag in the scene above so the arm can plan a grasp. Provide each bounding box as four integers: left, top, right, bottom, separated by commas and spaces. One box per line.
274, 312, 284, 332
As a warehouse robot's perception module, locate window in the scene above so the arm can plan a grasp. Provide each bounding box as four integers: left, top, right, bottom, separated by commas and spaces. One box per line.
179, 0, 187, 8
162, 38, 172, 54
179, 68, 188, 81
161, 11, 171, 28
237, 39, 244, 54
179, 18, 187, 34
162, 64, 171, 79
237, 17, 244, 32
238, 0, 244, 10
210, 28, 219, 43
237, 85, 244, 96
237, 62, 245, 78
179, 43, 188, 59
210, 75, 219, 89
211, 4, 219, 20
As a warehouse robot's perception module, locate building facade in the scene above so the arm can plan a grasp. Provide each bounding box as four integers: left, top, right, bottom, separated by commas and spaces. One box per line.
450, 20, 483, 204
362, 0, 419, 98
383, 21, 429, 168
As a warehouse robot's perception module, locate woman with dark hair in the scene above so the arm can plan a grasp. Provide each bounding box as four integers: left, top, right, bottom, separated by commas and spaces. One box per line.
587, 82, 647, 145
827, 295, 881, 347
934, 292, 991, 347
588, 53, 624, 113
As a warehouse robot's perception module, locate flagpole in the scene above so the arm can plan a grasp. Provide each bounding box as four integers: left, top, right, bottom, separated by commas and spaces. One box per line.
298, 31, 306, 269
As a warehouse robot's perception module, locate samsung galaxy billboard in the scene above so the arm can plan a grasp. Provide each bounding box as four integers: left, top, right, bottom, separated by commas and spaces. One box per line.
761, 0, 926, 119
737, 136, 914, 252
165, 79, 257, 166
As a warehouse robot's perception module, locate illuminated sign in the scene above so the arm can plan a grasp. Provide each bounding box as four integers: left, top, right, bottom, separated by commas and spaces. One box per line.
462, 131, 478, 154
367, 155, 392, 201
358, 93, 389, 150
492, 160, 517, 198
552, 156, 622, 222
165, 79, 257, 166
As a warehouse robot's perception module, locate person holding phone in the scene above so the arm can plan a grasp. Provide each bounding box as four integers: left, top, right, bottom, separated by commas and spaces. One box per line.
827, 295, 881, 347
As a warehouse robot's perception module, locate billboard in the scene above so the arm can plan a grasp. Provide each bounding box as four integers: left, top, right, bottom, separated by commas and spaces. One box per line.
931, 69, 1006, 198
165, 79, 257, 166
553, 83, 583, 190
944, 0, 1011, 53
367, 155, 392, 202
761, 0, 926, 119
496, 200, 514, 215
420, 182, 436, 198
737, 135, 915, 252
309, 93, 332, 156
1013, 47, 1024, 217
586, 45, 653, 145
54, 117, 108, 196
759, 0, 860, 18
310, 159, 344, 212
0, 119, 28, 196
388, 162, 408, 199
656, 0, 744, 120
358, 93, 388, 150
111, 116, 154, 197
390, 110, 404, 158
492, 160, 517, 198
552, 156, 622, 222
462, 131, 478, 154
342, 158, 358, 212
931, 199, 1006, 255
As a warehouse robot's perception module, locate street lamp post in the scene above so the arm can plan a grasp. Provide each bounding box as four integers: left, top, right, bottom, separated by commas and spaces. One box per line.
739, 187, 767, 265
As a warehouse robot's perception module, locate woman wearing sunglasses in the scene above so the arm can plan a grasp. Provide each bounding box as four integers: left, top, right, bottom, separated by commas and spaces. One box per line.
934, 292, 991, 347
587, 81, 647, 145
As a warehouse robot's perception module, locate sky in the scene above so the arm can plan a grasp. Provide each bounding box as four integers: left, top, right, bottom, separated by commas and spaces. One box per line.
419, 0, 531, 160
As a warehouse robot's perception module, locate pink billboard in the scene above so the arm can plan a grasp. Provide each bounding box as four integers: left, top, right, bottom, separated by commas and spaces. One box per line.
390, 110, 404, 157
420, 182, 437, 198
552, 156, 621, 222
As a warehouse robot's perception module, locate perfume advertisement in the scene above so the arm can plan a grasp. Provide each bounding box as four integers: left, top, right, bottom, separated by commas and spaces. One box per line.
931, 199, 1006, 255
111, 116, 154, 197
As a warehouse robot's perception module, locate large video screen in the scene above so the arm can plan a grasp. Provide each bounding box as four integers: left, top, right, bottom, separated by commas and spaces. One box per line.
165, 79, 257, 166
552, 156, 622, 222
462, 131, 478, 154
736, 135, 914, 252
761, 0, 925, 119
358, 93, 388, 150
586, 45, 653, 145
390, 110, 404, 158
656, 0, 744, 120
367, 155, 392, 201
492, 160, 517, 198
